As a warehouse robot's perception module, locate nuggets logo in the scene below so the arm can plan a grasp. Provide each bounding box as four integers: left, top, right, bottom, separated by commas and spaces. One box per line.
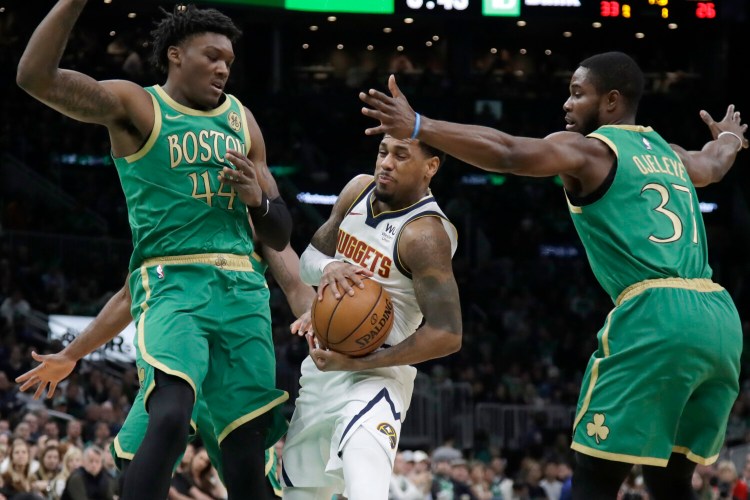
137, 367, 146, 388
377, 422, 397, 449
228, 111, 242, 132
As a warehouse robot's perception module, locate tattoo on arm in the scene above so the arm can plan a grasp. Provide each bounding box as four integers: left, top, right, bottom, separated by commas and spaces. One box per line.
414, 271, 462, 334
310, 218, 341, 256
43, 70, 120, 122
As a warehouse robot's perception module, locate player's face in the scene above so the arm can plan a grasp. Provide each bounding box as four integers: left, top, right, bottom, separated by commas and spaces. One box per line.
563, 67, 603, 136
173, 32, 234, 109
373, 136, 433, 206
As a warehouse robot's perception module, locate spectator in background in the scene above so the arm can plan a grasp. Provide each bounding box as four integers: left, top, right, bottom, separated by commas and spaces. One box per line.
468, 460, 492, 500
0, 438, 39, 498
169, 446, 226, 500
389, 451, 423, 500
540, 461, 563, 500
31, 445, 61, 497
61, 421, 84, 451
51, 447, 81, 500
408, 450, 432, 497
0, 291, 31, 330
715, 460, 746, 500
488, 456, 513, 500
61, 446, 115, 500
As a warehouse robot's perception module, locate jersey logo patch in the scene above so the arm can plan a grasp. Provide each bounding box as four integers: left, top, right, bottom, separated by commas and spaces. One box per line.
586, 413, 610, 444
165, 113, 184, 120
156, 264, 165, 279
377, 422, 398, 449
642, 137, 652, 150
228, 111, 242, 132
137, 367, 146, 388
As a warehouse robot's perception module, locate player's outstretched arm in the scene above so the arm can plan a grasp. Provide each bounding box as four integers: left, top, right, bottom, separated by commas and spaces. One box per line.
670, 104, 748, 187
15, 277, 133, 399
359, 75, 601, 179
16, 0, 148, 131
263, 244, 316, 318
308, 216, 462, 372
299, 175, 375, 298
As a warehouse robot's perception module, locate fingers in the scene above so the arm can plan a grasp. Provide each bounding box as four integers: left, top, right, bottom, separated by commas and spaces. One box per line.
388, 74, 401, 98
33, 382, 47, 401
359, 89, 393, 107
48, 381, 59, 399
19, 376, 40, 393
306, 333, 316, 353
699, 110, 715, 127
361, 107, 391, 123
353, 267, 375, 278
16, 366, 39, 383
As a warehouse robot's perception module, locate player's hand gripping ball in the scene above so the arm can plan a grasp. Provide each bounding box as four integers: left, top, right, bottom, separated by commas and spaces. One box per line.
311, 278, 394, 356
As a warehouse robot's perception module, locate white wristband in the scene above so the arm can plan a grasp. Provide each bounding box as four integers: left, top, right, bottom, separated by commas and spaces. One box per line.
299, 243, 339, 286
718, 131, 743, 153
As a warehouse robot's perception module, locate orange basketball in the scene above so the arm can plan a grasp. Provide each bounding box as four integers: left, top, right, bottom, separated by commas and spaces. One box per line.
311, 278, 394, 357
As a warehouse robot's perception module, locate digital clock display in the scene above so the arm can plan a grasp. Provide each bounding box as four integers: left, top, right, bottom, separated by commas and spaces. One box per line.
405, 0, 470, 10
598, 0, 718, 20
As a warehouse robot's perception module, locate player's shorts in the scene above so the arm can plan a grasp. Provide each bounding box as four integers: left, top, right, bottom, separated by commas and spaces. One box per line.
112, 387, 283, 496
281, 356, 417, 491
129, 254, 288, 447
571, 278, 741, 466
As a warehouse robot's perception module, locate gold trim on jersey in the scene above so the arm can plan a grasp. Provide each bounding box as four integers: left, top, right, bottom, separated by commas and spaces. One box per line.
572, 358, 601, 432
265, 447, 274, 476
672, 446, 719, 465
142, 253, 255, 272
395, 214, 458, 276
123, 94, 162, 164
564, 192, 583, 214
598, 125, 655, 133
137, 267, 198, 406
153, 85, 232, 117
587, 133, 619, 159
616, 278, 723, 306
113, 435, 135, 460
346, 176, 375, 214
228, 94, 252, 154
570, 442, 668, 467
251, 251, 263, 264
217, 393, 289, 444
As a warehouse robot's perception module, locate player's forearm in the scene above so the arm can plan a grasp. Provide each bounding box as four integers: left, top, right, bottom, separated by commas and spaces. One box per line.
299, 244, 337, 286
418, 115, 516, 173
62, 287, 132, 361
250, 196, 292, 251
698, 134, 743, 185
286, 287, 317, 318
16, 0, 87, 93
349, 326, 461, 371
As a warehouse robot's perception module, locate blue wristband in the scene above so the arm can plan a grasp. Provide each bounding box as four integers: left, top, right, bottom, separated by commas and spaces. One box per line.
410, 113, 421, 139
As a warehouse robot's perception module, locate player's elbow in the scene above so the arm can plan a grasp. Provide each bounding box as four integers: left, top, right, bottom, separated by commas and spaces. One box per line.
16, 65, 49, 97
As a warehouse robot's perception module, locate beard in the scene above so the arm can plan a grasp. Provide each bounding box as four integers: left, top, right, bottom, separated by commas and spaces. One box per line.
373, 186, 394, 203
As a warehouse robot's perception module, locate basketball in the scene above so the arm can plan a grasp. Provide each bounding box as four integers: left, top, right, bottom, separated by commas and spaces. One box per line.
311, 278, 394, 357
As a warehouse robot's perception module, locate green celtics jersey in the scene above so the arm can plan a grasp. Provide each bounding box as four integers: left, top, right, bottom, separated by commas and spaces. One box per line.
567, 125, 711, 301
113, 85, 255, 271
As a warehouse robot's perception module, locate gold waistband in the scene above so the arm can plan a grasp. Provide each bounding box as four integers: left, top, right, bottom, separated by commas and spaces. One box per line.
616, 278, 723, 306
141, 253, 254, 272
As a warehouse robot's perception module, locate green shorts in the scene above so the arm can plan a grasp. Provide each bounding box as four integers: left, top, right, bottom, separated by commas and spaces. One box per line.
571, 280, 741, 466
129, 254, 288, 446
112, 389, 283, 495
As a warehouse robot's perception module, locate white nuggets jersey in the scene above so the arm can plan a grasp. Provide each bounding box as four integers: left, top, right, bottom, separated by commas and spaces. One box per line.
335, 180, 458, 347
281, 180, 457, 492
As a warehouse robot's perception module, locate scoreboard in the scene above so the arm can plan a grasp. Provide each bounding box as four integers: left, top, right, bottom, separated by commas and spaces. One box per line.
198, 0, 723, 20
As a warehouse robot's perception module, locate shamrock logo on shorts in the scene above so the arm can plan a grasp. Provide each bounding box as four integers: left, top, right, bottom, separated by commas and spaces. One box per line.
586, 413, 610, 444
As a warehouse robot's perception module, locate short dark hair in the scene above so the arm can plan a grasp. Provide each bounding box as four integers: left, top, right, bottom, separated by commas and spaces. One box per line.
150, 5, 242, 74
578, 52, 644, 110
417, 141, 446, 167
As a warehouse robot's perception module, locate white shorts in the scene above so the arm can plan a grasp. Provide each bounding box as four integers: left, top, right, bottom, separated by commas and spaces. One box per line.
281, 357, 417, 490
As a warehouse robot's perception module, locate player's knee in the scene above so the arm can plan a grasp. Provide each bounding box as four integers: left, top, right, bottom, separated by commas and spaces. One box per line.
342, 428, 392, 500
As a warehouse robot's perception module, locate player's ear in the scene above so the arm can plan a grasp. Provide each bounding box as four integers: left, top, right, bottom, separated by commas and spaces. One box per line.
425, 155, 440, 179
167, 46, 181, 67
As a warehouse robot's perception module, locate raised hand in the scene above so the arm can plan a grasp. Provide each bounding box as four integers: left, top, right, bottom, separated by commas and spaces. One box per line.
220, 149, 265, 208
700, 104, 748, 150
359, 74, 418, 139
15, 351, 77, 400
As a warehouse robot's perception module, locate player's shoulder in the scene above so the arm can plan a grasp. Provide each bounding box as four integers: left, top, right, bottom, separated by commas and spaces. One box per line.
336, 174, 374, 205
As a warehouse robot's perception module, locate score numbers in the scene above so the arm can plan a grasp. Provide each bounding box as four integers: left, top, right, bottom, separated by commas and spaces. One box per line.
405, 0, 470, 10
599, 0, 717, 20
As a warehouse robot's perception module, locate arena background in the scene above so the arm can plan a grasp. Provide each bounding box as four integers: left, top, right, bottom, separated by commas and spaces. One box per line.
1, 0, 749, 495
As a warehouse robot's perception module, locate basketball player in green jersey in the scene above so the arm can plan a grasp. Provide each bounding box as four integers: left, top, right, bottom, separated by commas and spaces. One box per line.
16, 242, 315, 498
360, 52, 747, 499
17, 3, 292, 499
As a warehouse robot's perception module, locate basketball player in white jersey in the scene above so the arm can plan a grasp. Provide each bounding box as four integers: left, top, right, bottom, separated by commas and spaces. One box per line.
282, 135, 463, 500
